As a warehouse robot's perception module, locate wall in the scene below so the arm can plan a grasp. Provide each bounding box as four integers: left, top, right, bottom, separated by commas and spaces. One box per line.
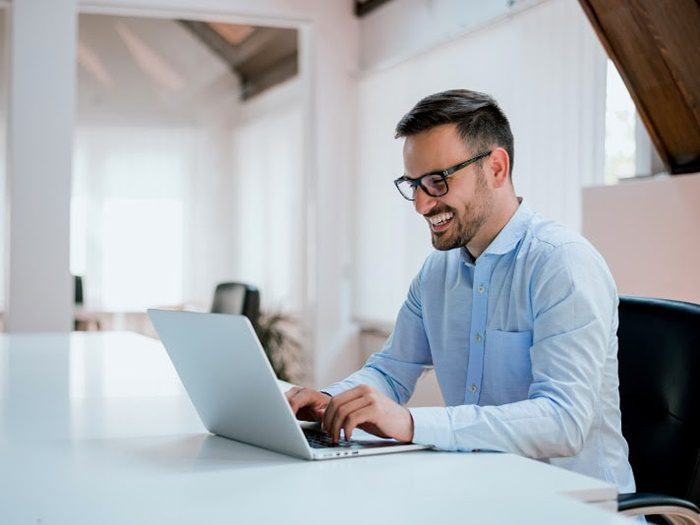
0, 8, 5, 313
353, 0, 607, 323
583, 173, 700, 304
3, 0, 360, 387
360, 0, 545, 71
231, 78, 304, 312
5, 0, 77, 332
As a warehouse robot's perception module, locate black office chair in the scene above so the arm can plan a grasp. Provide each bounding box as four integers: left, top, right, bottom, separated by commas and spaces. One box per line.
617, 296, 700, 524
73, 275, 101, 331
211, 282, 261, 327
74, 275, 84, 306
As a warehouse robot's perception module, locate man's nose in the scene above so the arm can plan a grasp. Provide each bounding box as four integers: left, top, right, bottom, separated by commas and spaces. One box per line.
414, 186, 437, 215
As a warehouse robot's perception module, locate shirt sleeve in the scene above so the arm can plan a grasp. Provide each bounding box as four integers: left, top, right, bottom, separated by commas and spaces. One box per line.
323, 270, 433, 404
410, 242, 617, 458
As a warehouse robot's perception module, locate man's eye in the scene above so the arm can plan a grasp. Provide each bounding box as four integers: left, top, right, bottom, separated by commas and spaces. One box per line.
424, 175, 446, 191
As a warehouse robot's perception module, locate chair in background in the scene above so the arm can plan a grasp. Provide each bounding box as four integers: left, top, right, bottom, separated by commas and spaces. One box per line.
211, 282, 260, 327
616, 296, 700, 524
73, 275, 101, 331
74, 275, 84, 306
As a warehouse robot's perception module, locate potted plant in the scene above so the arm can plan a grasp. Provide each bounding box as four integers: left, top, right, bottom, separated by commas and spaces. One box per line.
253, 311, 303, 383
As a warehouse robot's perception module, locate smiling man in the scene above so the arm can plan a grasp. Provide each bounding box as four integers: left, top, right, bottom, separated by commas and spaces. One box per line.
286, 89, 635, 492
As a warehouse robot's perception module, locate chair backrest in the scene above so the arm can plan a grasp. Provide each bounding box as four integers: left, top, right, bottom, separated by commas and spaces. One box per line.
211, 282, 260, 326
74, 275, 84, 305
617, 296, 700, 503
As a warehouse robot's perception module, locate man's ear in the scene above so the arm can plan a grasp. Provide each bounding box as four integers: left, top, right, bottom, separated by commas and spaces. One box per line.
489, 147, 510, 189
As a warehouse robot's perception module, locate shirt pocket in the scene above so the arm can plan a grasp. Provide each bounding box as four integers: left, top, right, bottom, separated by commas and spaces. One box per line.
483, 329, 533, 404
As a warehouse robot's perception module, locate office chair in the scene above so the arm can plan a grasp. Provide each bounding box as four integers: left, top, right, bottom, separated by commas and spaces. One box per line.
74, 275, 84, 306
211, 282, 261, 327
616, 296, 700, 524
73, 275, 101, 331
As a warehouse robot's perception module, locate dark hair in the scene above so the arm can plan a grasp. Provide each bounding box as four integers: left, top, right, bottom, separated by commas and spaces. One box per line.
395, 89, 514, 176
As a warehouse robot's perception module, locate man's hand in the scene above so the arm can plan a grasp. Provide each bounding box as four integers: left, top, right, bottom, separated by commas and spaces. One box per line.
285, 387, 331, 422
322, 385, 414, 444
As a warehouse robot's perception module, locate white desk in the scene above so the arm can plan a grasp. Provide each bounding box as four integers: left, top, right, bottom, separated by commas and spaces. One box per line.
0, 332, 633, 524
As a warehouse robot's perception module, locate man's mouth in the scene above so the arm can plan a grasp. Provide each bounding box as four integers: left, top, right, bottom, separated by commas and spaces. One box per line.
427, 211, 454, 233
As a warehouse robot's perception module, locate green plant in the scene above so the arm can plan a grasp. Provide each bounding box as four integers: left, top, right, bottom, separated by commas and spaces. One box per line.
253, 311, 303, 383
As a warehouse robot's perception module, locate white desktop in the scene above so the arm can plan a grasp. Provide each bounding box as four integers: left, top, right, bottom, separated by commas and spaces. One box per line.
0, 332, 634, 524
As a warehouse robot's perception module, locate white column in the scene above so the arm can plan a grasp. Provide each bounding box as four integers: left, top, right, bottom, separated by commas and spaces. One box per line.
5, 0, 77, 332
308, 7, 360, 386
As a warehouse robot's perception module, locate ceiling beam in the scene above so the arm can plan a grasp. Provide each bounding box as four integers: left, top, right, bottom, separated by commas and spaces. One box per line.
354, 0, 394, 17
178, 21, 298, 100
178, 20, 239, 75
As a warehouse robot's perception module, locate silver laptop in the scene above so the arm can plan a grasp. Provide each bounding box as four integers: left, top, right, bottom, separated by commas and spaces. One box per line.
147, 309, 428, 460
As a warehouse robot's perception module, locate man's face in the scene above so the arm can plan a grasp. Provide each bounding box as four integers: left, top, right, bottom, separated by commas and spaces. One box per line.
402, 124, 494, 251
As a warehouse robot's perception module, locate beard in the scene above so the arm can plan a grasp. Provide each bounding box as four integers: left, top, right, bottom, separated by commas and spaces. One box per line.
429, 170, 493, 251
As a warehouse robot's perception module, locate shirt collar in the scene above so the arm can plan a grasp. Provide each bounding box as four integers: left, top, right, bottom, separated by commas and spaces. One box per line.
460, 198, 534, 264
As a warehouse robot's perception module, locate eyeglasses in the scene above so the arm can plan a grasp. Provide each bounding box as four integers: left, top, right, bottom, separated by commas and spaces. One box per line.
393, 151, 491, 201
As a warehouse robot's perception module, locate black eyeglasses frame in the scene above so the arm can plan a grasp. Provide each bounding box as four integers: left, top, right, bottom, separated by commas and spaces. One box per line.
393, 150, 492, 201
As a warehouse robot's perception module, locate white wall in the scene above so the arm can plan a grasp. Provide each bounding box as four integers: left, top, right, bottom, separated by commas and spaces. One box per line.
360, 0, 545, 71
231, 79, 305, 312
353, 0, 607, 323
0, 7, 6, 313
5, 0, 77, 332
583, 174, 700, 304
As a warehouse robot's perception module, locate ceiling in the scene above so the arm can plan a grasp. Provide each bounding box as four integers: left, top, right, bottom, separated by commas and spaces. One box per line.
179, 21, 298, 101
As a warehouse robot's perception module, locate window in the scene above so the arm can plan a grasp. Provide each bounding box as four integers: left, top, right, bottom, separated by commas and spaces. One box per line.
604, 59, 662, 184
71, 127, 191, 311
604, 59, 637, 184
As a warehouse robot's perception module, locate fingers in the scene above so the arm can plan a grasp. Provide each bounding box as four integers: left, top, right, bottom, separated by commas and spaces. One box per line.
284, 386, 305, 414
321, 385, 368, 433
328, 396, 373, 443
323, 385, 376, 443
285, 387, 331, 422
321, 385, 415, 443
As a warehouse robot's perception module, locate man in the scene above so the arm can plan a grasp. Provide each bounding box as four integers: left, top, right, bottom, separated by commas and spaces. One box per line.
286, 89, 635, 492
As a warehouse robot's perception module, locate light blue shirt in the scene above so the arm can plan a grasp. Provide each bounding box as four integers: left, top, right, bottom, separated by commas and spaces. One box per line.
325, 200, 635, 492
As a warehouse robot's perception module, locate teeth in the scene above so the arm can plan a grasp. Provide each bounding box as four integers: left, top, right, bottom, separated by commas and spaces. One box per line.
428, 212, 454, 225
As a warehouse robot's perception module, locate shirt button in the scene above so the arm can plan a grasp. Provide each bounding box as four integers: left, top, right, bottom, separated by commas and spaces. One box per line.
470, 384, 478, 393
478, 285, 485, 294
475, 333, 482, 342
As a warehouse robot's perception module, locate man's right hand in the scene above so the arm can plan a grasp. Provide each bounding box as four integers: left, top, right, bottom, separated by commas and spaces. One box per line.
285, 387, 331, 422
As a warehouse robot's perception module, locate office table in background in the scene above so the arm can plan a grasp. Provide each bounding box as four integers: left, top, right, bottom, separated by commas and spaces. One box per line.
0, 332, 634, 524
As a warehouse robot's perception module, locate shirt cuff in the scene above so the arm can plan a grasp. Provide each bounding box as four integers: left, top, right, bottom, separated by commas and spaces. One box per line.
409, 406, 452, 450
320, 383, 345, 397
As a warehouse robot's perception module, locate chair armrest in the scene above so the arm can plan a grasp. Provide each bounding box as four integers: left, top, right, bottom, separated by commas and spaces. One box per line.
618, 492, 700, 524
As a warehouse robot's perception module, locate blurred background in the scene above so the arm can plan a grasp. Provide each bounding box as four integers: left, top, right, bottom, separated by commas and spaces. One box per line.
0, 0, 698, 396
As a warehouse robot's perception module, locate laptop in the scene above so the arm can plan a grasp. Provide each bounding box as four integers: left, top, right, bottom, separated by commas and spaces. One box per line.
147, 309, 429, 460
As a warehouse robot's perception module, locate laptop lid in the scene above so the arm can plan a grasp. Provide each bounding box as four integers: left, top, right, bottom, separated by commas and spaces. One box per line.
148, 309, 312, 459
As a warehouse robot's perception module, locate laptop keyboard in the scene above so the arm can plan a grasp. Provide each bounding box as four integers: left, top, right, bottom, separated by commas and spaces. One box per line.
304, 429, 360, 449
303, 428, 397, 449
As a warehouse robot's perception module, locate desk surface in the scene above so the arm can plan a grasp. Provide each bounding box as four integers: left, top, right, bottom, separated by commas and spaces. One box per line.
0, 332, 633, 524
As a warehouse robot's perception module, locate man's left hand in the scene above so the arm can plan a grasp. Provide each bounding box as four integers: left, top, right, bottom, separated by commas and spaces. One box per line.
322, 385, 414, 444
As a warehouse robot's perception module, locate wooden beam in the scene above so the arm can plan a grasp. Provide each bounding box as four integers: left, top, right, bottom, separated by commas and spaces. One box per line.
178, 20, 239, 75
241, 52, 298, 101
179, 21, 298, 100
355, 0, 394, 17
578, 0, 700, 175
